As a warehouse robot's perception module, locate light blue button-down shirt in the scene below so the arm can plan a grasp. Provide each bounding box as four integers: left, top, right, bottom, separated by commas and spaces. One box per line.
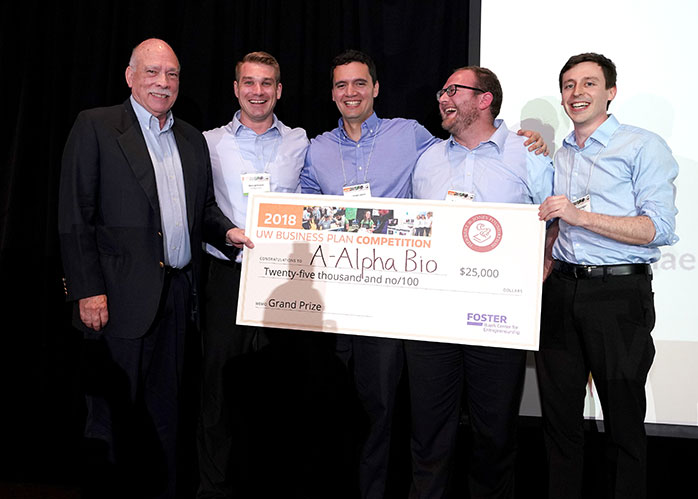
552, 114, 679, 265
301, 113, 439, 198
412, 119, 554, 205
131, 96, 190, 268
203, 111, 309, 260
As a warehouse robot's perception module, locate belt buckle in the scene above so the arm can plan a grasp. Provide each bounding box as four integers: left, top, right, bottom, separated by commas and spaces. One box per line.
577, 265, 595, 278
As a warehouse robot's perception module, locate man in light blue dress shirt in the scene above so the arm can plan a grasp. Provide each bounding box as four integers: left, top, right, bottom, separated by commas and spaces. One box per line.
301, 49, 440, 499
196, 52, 309, 498
410, 66, 553, 499
536, 53, 678, 499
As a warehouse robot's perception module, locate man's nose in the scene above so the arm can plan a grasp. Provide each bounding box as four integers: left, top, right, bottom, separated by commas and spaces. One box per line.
156, 72, 169, 86
346, 83, 360, 95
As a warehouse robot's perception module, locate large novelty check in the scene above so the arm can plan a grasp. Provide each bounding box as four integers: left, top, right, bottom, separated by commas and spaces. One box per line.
237, 192, 546, 350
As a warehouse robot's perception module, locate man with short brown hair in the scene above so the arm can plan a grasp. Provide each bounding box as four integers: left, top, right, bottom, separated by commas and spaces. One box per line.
536, 52, 679, 499
197, 51, 309, 498
410, 65, 553, 499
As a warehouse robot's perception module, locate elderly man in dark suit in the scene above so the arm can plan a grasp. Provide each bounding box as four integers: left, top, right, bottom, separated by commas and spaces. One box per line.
58, 38, 252, 499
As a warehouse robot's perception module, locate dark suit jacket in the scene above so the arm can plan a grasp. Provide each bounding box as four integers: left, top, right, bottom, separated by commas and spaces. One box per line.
58, 99, 234, 339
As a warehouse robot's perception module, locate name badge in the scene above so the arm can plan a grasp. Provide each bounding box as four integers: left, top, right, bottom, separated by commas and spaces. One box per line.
343, 182, 372, 198
573, 194, 591, 212
241, 173, 271, 195
446, 190, 475, 203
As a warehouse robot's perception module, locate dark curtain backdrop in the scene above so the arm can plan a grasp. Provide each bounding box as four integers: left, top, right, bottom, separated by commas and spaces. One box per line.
0, 0, 476, 486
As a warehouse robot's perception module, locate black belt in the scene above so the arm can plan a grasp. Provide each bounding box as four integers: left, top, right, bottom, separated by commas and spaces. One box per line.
164, 263, 191, 275
553, 260, 651, 279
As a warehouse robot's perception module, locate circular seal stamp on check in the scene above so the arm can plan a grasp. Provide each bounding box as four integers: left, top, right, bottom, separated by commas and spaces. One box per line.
462, 214, 503, 252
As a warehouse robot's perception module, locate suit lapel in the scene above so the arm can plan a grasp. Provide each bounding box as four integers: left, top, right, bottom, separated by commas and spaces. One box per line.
117, 101, 162, 221
173, 125, 198, 232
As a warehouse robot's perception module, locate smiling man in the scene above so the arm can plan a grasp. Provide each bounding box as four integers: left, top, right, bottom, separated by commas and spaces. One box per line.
301, 49, 439, 499
125, 43, 180, 128
58, 38, 250, 499
197, 51, 308, 499
410, 66, 553, 499
536, 53, 679, 499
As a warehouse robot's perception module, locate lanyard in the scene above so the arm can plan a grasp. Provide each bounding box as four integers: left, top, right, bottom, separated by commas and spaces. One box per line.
447, 139, 489, 193
558, 142, 604, 201
234, 131, 280, 175
339, 123, 380, 186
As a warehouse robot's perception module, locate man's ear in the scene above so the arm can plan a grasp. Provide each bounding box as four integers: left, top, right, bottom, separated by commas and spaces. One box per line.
479, 91, 493, 111
125, 66, 134, 88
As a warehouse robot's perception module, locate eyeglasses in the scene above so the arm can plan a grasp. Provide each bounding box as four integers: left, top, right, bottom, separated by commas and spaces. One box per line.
436, 84, 486, 100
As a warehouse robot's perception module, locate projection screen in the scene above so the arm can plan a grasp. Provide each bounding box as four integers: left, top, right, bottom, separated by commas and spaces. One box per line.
481, 0, 698, 431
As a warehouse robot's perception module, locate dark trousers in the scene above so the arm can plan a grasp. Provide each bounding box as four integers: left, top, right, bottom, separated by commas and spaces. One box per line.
196, 256, 269, 499
197, 255, 359, 498
404, 340, 526, 499
345, 335, 404, 499
82, 268, 192, 499
535, 269, 655, 499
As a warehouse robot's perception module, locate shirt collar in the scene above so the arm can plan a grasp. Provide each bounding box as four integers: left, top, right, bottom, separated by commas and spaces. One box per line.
337, 112, 381, 140
229, 110, 281, 137
130, 95, 174, 133
447, 119, 508, 153
564, 114, 620, 149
